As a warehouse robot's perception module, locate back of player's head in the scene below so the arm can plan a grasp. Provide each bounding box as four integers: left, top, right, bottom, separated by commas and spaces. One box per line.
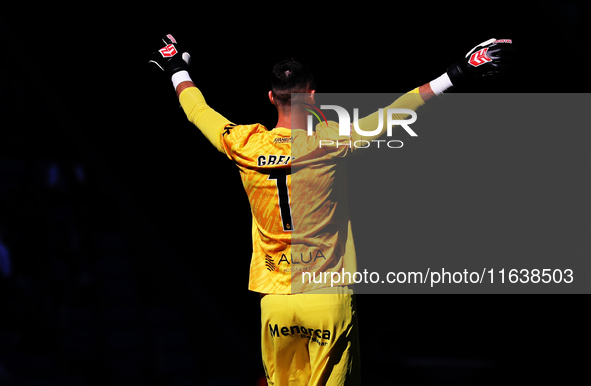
270, 58, 316, 106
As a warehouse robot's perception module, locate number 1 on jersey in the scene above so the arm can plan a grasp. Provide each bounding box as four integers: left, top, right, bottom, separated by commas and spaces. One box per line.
268, 170, 294, 232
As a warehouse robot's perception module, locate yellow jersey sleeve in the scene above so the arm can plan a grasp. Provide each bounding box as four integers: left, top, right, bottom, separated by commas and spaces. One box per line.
179, 86, 233, 153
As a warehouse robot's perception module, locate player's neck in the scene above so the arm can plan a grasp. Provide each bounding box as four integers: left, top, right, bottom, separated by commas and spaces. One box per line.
275, 112, 308, 130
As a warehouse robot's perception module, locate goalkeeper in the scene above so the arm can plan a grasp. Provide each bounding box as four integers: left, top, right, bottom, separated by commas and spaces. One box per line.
149, 35, 516, 386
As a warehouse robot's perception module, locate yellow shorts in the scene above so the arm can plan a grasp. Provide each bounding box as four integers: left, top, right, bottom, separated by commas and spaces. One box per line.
260, 286, 360, 386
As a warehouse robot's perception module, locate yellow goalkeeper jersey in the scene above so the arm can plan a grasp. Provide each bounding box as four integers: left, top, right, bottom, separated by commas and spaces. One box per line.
179, 86, 424, 294
221, 121, 358, 294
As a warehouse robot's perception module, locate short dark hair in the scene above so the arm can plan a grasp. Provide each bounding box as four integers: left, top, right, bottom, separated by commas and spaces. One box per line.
270, 58, 316, 105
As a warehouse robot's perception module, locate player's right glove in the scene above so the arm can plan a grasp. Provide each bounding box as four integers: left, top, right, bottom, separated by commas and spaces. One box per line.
149, 34, 191, 76
446, 38, 517, 87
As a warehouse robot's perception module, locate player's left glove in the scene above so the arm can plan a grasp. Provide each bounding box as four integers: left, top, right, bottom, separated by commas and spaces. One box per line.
149, 34, 191, 75
429, 38, 517, 95
446, 38, 517, 87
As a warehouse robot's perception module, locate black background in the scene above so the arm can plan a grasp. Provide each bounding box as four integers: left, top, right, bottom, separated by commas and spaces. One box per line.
1, 2, 590, 385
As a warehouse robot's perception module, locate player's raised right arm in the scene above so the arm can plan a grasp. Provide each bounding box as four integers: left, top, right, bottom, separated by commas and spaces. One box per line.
177, 85, 233, 153
353, 38, 517, 143
149, 34, 232, 153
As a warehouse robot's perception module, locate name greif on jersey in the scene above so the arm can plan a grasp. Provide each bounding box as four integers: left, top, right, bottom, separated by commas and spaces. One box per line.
257, 155, 294, 167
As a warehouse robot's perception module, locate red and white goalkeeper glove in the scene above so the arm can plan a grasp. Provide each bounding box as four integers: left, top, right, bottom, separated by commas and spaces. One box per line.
149, 34, 192, 88
430, 38, 517, 94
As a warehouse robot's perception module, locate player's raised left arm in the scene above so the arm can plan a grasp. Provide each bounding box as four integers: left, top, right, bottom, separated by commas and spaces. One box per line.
149, 35, 232, 153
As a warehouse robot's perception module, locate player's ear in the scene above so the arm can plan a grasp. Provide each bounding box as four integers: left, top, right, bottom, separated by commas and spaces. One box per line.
268, 91, 276, 106
309, 90, 316, 105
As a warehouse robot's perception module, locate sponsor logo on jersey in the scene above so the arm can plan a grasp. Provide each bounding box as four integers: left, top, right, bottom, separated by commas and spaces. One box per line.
277, 251, 327, 265
265, 254, 276, 272
269, 323, 331, 346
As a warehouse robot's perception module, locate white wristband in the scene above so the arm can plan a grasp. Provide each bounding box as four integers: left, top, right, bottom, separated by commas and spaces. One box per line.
171, 70, 192, 90
429, 72, 453, 96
